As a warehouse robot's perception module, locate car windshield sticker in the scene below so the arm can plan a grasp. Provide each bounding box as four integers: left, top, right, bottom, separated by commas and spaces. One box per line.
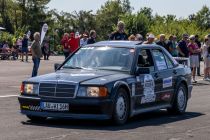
141, 74, 156, 104
163, 77, 172, 88
156, 61, 167, 70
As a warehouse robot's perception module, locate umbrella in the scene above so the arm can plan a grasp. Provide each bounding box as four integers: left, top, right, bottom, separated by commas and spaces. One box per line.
0, 27, 5, 30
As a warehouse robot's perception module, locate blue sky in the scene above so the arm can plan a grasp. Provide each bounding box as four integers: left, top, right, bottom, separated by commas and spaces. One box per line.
47, 0, 209, 18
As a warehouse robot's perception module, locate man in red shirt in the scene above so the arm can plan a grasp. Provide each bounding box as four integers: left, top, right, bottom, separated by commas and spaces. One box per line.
68, 32, 79, 54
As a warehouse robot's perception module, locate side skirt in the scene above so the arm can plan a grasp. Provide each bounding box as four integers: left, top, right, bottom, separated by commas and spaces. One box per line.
130, 104, 171, 117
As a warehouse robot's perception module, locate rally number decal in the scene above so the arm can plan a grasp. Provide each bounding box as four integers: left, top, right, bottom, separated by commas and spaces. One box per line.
141, 74, 156, 104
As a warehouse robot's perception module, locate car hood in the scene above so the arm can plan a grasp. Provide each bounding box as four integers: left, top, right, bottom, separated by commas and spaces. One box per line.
25, 69, 131, 85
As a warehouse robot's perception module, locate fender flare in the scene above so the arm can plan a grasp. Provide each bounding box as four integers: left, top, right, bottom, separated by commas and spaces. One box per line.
171, 76, 188, 104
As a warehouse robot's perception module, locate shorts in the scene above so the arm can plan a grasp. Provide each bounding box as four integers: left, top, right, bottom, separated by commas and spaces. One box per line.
204, 56, 210, 68
190, 55, 199, 68
22, 47, 28, 53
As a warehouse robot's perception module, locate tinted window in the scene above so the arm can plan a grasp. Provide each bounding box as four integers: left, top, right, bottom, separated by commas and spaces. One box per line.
152, 49, 167, 70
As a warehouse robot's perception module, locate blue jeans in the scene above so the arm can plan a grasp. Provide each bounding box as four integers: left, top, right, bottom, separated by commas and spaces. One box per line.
32, 58, 40, 77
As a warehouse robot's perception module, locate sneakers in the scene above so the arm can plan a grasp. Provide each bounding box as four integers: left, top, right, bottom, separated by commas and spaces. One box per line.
192, 79, 197, 83
203, 78, 210, 81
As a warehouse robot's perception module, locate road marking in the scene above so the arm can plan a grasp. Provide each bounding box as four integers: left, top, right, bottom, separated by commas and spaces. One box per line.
0, 95, 18, 98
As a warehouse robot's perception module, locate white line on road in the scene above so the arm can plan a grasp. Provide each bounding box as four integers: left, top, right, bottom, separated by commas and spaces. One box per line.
0, 95, 18, 98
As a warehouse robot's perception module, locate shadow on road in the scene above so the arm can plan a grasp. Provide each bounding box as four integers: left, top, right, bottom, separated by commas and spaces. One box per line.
21, 111, 204, 131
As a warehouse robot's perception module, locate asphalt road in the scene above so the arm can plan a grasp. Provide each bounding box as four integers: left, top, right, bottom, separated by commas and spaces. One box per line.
0, 56, 210, 140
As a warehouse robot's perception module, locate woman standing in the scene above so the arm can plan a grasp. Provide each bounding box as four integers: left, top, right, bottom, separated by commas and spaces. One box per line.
202, 35, 210, 81
31, 32, 42, 77
188, 35, 201, 83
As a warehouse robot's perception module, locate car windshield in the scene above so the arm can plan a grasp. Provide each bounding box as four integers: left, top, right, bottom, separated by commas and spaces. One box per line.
62, 46, 134, 72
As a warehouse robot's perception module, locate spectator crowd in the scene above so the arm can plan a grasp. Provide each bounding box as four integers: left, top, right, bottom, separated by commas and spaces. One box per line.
0, 20, 209, 81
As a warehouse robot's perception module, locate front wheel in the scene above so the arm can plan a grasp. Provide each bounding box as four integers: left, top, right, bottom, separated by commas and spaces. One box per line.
26, 115, 47, 122
167, 84, 188, 114
112, 88, 130, 125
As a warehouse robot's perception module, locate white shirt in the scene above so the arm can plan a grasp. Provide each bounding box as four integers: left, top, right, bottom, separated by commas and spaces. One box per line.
80, 38, 88, 47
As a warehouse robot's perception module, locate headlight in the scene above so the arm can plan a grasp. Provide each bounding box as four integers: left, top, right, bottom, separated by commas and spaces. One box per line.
21, 83, 39, 95
77, 87, 108, 97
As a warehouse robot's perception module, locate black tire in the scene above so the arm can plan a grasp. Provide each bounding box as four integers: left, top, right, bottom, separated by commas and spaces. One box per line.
112, 88, 130, 125
26, 115, 47, 122
167, 84, 188, 114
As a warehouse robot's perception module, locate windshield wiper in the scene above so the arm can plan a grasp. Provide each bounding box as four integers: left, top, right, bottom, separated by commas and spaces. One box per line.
63, 66, 84, 69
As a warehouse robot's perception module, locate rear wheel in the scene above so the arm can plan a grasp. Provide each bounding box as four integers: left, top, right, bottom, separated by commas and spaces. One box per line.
167, 84, 188, 114
112, 88, 130, 125
26, 115, 47, 122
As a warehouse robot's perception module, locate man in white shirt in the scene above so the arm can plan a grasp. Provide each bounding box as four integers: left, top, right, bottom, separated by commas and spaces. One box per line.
80, 33, 88, 47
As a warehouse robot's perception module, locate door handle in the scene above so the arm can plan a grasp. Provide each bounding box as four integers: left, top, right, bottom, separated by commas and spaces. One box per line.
154, 73, 159, 78
173, 70, 177, 75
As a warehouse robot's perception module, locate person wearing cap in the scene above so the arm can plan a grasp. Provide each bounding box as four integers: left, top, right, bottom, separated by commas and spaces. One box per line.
177, 34, 189, 58
188, 35, 201, 83
156, 34, 169, 52
143, 34, 155, 44
202, 35, 210, 81
109, 21, 128, 40
80, 33, 88, 47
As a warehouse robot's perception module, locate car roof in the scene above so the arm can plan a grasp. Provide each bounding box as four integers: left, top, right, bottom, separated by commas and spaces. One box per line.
86, 41, 161, 49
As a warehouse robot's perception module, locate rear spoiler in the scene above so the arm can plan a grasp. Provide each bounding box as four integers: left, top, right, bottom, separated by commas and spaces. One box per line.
173, 57, 190, 67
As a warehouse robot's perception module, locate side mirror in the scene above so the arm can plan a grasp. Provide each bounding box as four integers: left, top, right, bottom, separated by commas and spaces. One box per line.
136, 67, 150, 75
54, 63, 61, 71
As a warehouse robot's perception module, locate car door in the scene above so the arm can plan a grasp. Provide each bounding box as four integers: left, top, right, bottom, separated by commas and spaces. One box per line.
151, 49, 175, 104
134, 48, 159, 109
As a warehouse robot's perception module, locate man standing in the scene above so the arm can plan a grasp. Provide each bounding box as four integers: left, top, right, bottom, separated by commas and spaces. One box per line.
21, 34, 28, 62
143, 34, 155, 44
31, 32, 42, 77
68, 32, 79, 54
87, 30, 96, 44
156, 34, 169, 52
177, 34, 189, 58
195, 35, 202, 76
80, 33, 88, 47
109, 21, 128, 40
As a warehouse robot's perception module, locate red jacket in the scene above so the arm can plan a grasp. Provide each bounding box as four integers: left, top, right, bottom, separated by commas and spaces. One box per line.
68, 37, 79, 53
61, 36, 69, 50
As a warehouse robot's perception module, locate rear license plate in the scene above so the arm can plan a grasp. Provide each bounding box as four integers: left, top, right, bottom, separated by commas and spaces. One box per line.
40, 102, 69, 111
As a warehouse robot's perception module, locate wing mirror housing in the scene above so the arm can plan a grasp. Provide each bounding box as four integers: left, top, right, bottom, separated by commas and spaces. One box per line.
54, 63, 61, 71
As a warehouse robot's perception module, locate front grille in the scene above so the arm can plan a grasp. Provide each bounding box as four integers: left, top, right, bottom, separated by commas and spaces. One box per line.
39, 83, 76, 98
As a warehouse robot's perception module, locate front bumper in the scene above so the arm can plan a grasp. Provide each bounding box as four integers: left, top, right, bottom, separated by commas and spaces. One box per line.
18, 96, 113, 120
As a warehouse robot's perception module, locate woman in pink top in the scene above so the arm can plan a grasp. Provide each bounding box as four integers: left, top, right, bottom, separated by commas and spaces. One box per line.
188, 35, 201, 83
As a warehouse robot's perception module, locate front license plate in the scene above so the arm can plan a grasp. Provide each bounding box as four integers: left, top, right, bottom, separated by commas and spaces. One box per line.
40, 102, 69, 111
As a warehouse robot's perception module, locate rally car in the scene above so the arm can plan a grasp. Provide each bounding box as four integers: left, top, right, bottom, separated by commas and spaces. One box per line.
18, 41, 193, 125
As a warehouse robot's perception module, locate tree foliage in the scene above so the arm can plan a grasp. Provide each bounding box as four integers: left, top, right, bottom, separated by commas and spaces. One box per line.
0, 0, 209, 45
